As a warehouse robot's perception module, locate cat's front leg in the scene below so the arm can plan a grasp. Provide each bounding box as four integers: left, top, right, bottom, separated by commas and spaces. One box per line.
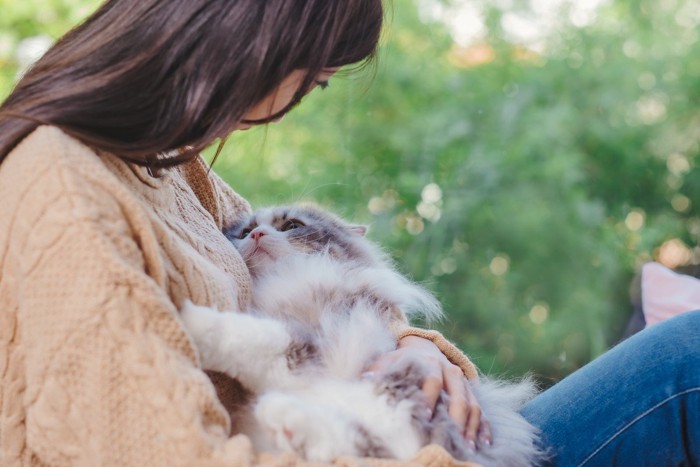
179, 300, 301, 392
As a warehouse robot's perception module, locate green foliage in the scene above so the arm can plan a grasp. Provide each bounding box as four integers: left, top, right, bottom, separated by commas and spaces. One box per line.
0, 0, 99, 92
1, 0, 697, 383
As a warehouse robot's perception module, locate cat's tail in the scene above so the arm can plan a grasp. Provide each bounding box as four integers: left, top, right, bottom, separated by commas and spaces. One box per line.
467, 377, 550, 467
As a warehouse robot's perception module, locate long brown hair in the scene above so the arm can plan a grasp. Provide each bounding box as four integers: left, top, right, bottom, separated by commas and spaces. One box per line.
0, 0, 383, 169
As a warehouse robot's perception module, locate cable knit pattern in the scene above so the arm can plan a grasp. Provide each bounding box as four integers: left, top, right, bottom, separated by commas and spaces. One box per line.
0, 126, 479, 466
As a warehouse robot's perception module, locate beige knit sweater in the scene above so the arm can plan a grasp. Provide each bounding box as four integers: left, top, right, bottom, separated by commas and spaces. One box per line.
0, 126, 478, 467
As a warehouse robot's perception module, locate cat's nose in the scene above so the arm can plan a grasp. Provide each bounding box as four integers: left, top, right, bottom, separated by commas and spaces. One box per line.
250, 229, 266, 241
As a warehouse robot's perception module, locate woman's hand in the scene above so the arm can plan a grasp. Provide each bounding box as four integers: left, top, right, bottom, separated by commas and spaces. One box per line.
363, 335, 492, 452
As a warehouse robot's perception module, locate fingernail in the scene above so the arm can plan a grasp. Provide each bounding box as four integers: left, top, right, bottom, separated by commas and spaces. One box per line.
479, 437, 492, 448
361, 371, 376, 381
425, 408, 433, 419
468, 440, 477, 452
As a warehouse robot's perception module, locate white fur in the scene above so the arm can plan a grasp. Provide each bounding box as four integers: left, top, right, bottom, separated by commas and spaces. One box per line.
318, 305, 396, 379
249, 253, 442, 326
468, 379, 545, 466
254, 380, 424, 461
180, 302, 300, 392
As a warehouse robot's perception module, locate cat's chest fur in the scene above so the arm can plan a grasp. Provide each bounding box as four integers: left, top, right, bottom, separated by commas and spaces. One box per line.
249, 253, 397, 325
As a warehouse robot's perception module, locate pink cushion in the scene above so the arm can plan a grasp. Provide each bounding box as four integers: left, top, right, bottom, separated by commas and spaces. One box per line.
641, 262, 700, 327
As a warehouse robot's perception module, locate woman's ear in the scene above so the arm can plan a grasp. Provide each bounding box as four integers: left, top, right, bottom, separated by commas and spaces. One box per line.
348, 225, 368, 236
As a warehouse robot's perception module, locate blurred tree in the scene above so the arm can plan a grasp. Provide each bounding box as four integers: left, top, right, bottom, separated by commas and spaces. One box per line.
1, 0, 697, 383
214, 0, 699, 381
0, 0, 99, 90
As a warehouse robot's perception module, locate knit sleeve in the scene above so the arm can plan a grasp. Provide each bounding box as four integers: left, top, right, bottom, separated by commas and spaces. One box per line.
396, 328, 480, 381
9, 181, 272, 466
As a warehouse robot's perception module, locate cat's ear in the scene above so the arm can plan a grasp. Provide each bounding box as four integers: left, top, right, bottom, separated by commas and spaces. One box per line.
348, 225, 368, 237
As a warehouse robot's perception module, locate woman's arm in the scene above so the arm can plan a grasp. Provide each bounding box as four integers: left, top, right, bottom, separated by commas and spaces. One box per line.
0, 128, 264, 465
8, 185, 258, 466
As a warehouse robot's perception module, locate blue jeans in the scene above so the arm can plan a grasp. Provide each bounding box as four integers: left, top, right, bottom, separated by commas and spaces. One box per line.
521, 310, 700, 466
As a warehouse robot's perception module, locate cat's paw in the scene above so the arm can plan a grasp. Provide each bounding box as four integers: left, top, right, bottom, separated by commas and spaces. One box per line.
255, 392, 354, 462
179, 300, 218, 335
179, 300, 222, 353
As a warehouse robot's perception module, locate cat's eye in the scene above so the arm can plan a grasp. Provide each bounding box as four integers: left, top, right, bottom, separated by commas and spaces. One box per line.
281, 219, 305, 232
239, 228, 252, 239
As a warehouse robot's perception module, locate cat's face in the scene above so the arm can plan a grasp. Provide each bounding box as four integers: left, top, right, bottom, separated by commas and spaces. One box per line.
225, 205, 369, 275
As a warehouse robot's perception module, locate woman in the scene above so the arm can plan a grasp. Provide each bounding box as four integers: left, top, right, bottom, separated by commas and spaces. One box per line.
0, 1, 486, 465
0, 1, 697, 466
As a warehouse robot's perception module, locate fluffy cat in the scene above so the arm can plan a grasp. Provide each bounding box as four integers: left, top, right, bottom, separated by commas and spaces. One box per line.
180, 204, 545, 465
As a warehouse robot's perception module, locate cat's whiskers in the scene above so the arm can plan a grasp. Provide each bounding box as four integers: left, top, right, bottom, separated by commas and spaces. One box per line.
293, 230, 335, 246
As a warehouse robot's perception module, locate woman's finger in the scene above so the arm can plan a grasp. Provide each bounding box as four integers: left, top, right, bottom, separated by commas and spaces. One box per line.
420, 359, 444, 416
464, 396, 482, 450
443, 364, 469, 430
478, 413, 493, 448
463, 379, 493, 450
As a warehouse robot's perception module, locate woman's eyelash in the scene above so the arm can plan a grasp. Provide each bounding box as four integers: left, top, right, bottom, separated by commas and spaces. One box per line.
315, 80, 329, 90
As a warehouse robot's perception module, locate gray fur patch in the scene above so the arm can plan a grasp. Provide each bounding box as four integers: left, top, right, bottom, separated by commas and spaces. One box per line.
376, 361, 425, 403
223, 215, 257, 241
354, 424, 394, 459
285, 338, 320, 370
375, 361, 431, 443
352, 289, 396, 321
